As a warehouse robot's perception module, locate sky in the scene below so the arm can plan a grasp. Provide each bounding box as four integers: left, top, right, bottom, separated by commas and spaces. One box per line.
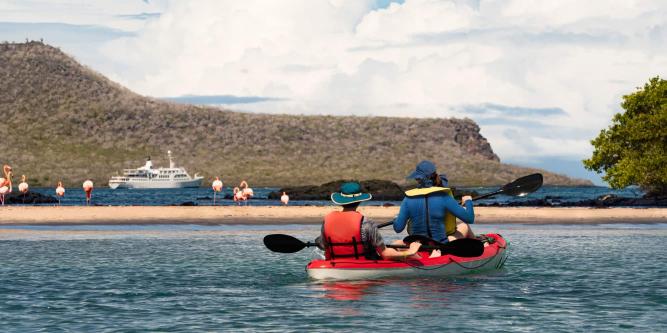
2, 0, 666, 185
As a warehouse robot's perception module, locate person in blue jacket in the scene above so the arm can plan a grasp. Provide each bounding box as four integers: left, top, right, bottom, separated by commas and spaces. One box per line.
394, 160, 476, 245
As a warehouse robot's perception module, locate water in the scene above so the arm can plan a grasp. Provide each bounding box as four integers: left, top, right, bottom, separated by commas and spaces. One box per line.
1, 224, 665, 332
23, 185, 644, 206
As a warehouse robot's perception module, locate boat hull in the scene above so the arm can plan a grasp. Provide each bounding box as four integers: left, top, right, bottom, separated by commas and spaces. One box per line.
108, 177, 203, 189
307, 233, 509, 281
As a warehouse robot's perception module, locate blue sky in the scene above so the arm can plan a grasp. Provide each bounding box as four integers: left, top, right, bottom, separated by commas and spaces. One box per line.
2, 0, 667, 185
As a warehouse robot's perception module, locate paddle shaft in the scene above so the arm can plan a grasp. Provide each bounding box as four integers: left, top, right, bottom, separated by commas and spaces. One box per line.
299, 240, 456, 251
471, 189, 502, 201
263, 234, 482, 257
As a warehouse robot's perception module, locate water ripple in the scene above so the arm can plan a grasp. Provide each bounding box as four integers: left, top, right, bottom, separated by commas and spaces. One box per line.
0, 225, 665, 331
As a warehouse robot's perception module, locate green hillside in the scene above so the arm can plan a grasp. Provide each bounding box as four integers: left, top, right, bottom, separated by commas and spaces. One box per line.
0, 41, 591, 187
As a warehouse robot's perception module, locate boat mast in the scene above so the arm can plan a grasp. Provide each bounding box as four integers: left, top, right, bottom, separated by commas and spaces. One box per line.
168, 150, 175, 168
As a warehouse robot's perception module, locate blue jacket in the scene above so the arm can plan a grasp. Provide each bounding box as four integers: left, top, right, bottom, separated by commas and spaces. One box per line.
394, 192, 474, 243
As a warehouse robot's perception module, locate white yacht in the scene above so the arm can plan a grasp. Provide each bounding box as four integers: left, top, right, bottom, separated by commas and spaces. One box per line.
108, 151, 204, 189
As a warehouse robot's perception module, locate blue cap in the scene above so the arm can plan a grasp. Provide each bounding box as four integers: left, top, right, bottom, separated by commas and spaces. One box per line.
407, 160, 437, 179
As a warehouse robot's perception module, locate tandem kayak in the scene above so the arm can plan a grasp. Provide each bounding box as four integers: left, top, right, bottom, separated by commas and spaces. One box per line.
306, 233, 509, 281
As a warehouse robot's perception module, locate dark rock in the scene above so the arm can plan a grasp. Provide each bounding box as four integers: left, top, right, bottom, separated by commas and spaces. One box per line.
636, 194, 667, 206
507, 199, 551, 207
269, 180, 482, 202
4, 191, 58, 204
475, 193, 667, 207
178, 201, 197, 206
268, 179, 405, 201
196, 196, 213, 200
596, 194, 625, 206
382, 203, 395, 207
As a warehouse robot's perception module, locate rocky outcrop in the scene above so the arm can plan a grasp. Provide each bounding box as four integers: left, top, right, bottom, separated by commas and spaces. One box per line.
268, 179, 480, 201
477, 194, 667, 207
4, 191, 58, 204
452, 120, 499, 161
268, 180, 404, 201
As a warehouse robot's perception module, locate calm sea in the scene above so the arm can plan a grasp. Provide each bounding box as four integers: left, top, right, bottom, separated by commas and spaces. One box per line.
1, 224, 665, 332
23, 185, 644, 206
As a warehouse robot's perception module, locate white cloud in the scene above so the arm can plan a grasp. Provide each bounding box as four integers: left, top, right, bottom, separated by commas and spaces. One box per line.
356, 0, 476, 42
2, 0, 666, 183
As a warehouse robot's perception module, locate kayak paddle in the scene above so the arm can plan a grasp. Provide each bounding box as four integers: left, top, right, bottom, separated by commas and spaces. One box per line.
263, 234, 483, 257
472, 173, 543, 201
264, 174, 541, 256
263, 234, 319, 253
376, 173, 544, 228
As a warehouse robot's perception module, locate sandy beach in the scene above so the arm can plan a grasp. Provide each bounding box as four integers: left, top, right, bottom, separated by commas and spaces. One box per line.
0, 206, 665, 225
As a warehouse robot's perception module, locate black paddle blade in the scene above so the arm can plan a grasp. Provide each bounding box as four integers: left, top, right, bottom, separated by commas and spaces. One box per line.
403, 235, 484, 258
500, 173, 543, 197
443, 238, 484, 257
263, 234, 307, 253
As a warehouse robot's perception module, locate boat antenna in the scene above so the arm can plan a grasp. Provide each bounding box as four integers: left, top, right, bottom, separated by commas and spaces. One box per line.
145, 155, 153, 169
168, 150, 175, 168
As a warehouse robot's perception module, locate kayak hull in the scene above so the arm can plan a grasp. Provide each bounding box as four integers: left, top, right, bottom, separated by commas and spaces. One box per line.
306, 233, 509, 281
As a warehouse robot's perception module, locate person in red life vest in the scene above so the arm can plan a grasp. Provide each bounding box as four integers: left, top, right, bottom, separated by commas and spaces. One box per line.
315, 182, 421, 260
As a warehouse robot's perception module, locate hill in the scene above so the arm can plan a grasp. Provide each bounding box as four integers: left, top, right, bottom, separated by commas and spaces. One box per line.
0, 42, 592, 187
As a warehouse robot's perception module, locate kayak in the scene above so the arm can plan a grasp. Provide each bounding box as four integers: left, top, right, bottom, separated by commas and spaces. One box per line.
306, 233, 509, 281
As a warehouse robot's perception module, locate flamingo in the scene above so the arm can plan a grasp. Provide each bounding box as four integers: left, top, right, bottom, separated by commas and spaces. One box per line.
83, 179, 93, 205
18, 175, 29, 204
281, 192, 289, 205
240, 180, 253, 205
56, 181, 65, 206
0, 165, 12, 206
233, 187, 244, 205
212, 177, 223, 206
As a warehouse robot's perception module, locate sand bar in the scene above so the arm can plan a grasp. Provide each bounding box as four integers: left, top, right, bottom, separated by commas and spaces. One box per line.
0, 206, 666, 225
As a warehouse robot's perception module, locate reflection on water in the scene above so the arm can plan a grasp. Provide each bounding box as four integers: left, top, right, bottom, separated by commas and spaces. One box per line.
309, 276, 494, 312
314, 281, 385, 301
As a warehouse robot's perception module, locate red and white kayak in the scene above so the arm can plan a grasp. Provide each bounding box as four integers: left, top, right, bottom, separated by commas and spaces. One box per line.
307, 233, 509, 281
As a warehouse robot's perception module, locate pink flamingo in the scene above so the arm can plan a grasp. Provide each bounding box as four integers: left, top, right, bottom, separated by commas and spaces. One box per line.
0, 165, 12, 206
281, 192, 289, 205
18, 175, 29, 204
82, 179, 93, 205
233, 186, 244, 205
240, 180, 253, 205
212, 177, 223, 206
56, 181, 65, 206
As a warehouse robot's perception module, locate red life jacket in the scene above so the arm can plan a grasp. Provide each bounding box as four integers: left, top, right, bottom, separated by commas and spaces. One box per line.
322, 211, 367, 260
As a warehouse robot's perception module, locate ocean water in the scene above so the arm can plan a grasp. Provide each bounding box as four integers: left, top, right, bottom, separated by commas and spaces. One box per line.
23, 185, 644, 206
1, 224, 665, 332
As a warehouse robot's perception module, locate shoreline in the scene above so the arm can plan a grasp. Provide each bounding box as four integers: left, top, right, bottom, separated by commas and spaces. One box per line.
0, 206, 666, 226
